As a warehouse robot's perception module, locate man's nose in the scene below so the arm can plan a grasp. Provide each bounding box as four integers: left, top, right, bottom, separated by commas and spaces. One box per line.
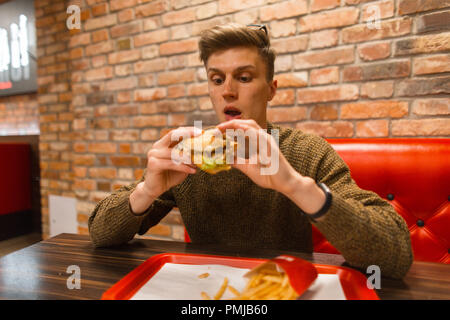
222, 78, 237, 99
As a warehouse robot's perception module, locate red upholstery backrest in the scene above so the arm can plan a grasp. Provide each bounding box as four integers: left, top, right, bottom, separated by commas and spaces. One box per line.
0, 143, 32, 215
313, 139, 450, 264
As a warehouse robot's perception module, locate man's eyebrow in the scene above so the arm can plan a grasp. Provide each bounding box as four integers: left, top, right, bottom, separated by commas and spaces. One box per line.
207, 65, 256, 73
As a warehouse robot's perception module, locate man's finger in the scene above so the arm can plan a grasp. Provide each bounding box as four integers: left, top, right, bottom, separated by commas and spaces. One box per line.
154, 126, 203, 148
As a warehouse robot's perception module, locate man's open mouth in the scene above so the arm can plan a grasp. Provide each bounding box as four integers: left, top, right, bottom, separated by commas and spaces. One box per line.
224, 106, 242, 120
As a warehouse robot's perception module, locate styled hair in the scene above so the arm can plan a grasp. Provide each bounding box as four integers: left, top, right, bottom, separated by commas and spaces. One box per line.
198, 23, 276, 82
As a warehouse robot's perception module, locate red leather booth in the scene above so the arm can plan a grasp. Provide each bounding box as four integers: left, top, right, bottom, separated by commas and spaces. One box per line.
313, 138, 449, 264
0, 143, 32, 241
184, 139, 450, 264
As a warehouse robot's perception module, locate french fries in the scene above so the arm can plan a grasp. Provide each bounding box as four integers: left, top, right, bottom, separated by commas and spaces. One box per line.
200, 269, 298, 300
198, 272, 210, 279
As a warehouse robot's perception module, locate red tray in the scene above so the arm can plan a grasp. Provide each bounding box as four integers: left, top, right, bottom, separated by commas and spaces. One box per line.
102, 253, 379, 300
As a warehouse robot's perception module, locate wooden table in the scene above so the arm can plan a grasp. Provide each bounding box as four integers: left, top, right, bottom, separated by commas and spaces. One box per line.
0, 233, 449, 300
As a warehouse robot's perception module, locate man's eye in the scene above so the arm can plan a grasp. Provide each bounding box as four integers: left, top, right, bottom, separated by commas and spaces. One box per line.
239, 76, 251, 82
212, 77, 223, 85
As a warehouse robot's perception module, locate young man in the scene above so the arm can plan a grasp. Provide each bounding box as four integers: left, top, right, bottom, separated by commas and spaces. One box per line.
88, 23, 413, 279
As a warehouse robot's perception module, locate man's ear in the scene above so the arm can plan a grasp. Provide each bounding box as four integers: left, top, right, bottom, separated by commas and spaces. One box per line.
268, 79, 277, 101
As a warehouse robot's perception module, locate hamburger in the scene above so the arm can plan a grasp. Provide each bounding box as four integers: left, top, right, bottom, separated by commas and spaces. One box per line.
174, 128, 238, 174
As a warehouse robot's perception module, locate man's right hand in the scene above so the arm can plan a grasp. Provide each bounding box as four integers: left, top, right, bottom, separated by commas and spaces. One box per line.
129, 126, 201, 215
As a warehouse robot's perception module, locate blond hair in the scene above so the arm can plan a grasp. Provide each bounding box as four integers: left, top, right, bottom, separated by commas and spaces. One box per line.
198, 23, 276, 82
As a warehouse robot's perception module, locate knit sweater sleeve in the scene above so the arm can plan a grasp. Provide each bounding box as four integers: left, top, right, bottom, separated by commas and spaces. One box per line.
88, 177, 176, 247
306, 136, 413, 279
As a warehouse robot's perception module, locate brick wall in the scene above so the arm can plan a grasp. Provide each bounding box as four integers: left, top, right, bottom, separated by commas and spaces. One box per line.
32, 0, 449, 240
0, 94, 39, 135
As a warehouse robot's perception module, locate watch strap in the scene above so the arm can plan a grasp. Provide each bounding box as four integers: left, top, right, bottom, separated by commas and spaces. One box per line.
308, 182, 332, 221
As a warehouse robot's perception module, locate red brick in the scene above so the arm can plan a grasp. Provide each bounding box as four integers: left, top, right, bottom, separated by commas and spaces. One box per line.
269, 19, 296, 38
392, 119, 450, 136
133, 115, 167, 127
361, 0, 394, 22
89, 168, 117, 179
267, 106, 307, 122
69, 33, 90, 48
394, 33, 450, 56
310, 67, 339, 85
157, 69, 196, 85
270, 89, 295, 106
218, 0, 265, 15
110, 0, 137, 11
293, 47, 354, 70
118, 8, 135, 23
134, 58, 168, 73
168, 113, 187, 126
108, 49, 141, 64
162, 7, 196, 26
88, 142, 117, 154
135, 1, 167, 17
299, 8, 359, 32
398, 0, 450, 15
356, 120, 389, 137
345, 0, 378, 3
168, 85, 186, 98
310, 104, 338, 120
159, 38, 198, 56
344, 60, 410, 81
110, 22, 142, 38
85, 66, 113, 81
412, 99, 450, 116
310, 29, 338, 49
84, 14, 117, 31
296, 121, 354, 138
297, 84, 359, 104
138, 75, 156, 87
105, 77, 137, 91
110, 156, 141, 166
416, 11, 450, 34
141, 129, 160, 141
110, 129, 140, 141
396, 76, 450, 97
311, 0, 340, 12
260, 0, 308, 21
134, 29, 170, 47
92, 3, 108, 16
413, 54, 450, 75
187, 83, 209, 96
156, 99, 196, 112
361, 81, 394, 98
73, 155, 96, 166
85, 41, 114, 56
275, 72, 308, 88
342, 18, 412, 44
341, 100, 408, 119
92, 29, 109, 43
196, 2, 218, 20
342, 66, 362, 82
271, 35, 309, 54
358, 42, 391, 61
108, 105, 139, 116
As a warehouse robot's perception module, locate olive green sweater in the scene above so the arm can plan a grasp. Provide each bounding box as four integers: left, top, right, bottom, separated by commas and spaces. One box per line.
88, 123, 413, 279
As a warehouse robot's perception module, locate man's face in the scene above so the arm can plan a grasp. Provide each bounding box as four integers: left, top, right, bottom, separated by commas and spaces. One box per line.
206, 46, 277, 128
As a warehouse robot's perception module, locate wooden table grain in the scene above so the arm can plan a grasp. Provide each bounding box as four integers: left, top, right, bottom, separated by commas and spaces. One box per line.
0, 233, 449, 300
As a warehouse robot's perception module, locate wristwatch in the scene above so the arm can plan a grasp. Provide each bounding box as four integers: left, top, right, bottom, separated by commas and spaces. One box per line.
308, 182, 332, 221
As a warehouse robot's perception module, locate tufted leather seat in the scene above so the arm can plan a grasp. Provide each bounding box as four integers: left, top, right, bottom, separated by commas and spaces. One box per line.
185, 139, 450, 264
313, 139, 450, 264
